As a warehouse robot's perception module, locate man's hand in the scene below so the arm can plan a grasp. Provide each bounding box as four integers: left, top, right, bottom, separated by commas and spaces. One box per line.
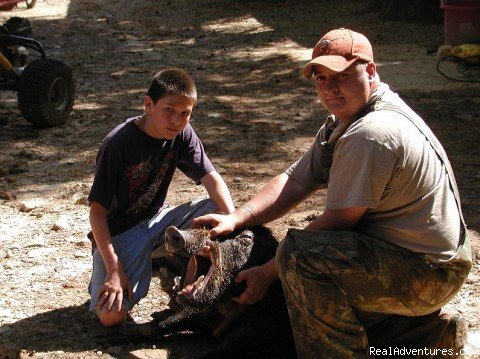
97, 267, 133, 312
232, 259, 277, 305
192, 213, 237, 239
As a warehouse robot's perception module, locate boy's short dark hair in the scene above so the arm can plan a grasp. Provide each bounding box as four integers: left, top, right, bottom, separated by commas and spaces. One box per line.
147, 68, 197, 103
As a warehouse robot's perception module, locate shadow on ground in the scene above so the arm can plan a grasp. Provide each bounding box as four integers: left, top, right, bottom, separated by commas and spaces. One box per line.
0, 301, 218, 358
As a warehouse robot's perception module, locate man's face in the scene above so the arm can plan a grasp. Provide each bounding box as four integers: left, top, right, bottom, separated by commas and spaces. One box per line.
144, 93, 194, 140
313, 62, 375, 121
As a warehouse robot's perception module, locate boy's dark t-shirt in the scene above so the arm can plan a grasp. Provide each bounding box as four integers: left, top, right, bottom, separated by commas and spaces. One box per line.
88, 116, 214, 236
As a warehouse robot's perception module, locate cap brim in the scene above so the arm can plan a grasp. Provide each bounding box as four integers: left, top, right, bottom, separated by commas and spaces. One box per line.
303, 56, 358, 79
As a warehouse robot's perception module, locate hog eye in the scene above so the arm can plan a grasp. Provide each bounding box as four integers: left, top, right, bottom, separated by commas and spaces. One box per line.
236, 231, 254, 243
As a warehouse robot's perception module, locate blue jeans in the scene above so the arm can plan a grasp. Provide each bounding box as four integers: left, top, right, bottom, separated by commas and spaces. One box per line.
89, 198, 217, 313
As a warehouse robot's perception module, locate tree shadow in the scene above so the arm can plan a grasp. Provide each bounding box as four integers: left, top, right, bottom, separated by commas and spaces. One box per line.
0, 2, 477, 229
0, 4, 478, 357
0, 0, 471, 195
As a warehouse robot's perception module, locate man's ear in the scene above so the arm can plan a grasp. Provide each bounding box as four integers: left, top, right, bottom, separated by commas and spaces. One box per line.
366, 62, 377, 83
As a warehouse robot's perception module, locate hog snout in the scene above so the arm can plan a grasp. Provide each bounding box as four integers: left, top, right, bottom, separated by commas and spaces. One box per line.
165, 226, 186, 253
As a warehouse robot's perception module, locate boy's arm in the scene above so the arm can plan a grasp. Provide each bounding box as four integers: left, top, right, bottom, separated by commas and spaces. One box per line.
89, 202, 133, 312
200, 171, 235, 214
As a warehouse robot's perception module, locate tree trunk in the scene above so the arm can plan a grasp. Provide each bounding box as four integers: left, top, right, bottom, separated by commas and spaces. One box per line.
361, 0, 442, 23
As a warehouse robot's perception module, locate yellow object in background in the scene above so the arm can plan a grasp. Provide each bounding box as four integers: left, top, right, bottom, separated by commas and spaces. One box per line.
450, 44, 480, 59
436, 43, 480, 65
0, 51, 13, 72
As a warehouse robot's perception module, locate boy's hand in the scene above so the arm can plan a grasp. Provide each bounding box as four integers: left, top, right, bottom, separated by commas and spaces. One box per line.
97, 268, 133, 312
192, 213, 236, 239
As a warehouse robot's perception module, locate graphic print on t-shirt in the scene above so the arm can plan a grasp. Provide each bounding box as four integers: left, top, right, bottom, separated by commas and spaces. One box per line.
125, 149, 177, 214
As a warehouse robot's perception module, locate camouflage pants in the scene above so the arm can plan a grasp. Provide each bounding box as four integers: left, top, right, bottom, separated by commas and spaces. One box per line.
276, 229, 472, 359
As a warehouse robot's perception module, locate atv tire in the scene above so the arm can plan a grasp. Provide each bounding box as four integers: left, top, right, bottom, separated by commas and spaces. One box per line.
26, 0, 36, 9
18, 59, 74, 128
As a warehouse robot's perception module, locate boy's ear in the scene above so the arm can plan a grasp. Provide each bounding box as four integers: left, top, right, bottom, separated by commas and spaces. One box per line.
144, 96, 153, 111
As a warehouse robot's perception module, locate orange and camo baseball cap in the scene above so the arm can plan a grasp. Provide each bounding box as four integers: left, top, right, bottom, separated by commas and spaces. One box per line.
304, 28, 373, 79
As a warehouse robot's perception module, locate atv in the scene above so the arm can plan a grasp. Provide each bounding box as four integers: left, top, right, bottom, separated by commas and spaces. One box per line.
0, 17, 74, 127
0, 0, 35, 11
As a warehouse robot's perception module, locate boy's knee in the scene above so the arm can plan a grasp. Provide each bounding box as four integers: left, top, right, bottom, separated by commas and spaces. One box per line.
194, 197, 217, 216
98, 309, 128, 327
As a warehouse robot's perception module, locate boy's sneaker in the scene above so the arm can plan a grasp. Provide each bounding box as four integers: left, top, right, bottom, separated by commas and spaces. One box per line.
125, 312, 136, 324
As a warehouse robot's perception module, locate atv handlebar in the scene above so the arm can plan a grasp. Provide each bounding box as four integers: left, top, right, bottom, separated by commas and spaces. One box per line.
1, 34, 45, 59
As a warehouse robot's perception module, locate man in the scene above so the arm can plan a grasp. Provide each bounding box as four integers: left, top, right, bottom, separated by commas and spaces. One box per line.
194, 28, 472, 358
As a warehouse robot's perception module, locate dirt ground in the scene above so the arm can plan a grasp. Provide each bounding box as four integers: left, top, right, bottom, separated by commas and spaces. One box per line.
1, 0, 480, 358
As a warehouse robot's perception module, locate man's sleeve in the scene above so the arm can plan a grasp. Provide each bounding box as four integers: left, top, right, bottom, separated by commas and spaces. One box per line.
88, 142, 123, 211
326, 137, 399, 210
286, 127, 328, 190
177, 125, 215, 184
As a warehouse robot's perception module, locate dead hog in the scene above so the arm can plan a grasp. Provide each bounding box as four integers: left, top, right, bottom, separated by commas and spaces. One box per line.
98, 226, 295, 358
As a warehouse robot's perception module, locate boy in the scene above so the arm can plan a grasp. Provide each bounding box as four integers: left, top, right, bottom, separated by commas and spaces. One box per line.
88, 68, 235, 327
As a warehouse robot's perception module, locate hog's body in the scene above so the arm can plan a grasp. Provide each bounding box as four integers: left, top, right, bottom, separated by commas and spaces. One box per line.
99, 226, 295, 358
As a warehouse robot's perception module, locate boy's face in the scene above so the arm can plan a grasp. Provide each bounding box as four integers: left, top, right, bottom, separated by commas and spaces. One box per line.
143, 93, 195, 140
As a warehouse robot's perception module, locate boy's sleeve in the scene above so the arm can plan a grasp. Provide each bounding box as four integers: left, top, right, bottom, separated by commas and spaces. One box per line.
177, 124, 215, 184
88, 141, 123, 211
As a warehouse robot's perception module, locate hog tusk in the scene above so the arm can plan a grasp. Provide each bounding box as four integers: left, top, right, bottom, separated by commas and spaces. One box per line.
173, 276, 181, 292
180, 284, 192, 296
179, 275, 205, 298
194, 275, 205, 286
191, 275, 205, 299
191, 275, 205, 292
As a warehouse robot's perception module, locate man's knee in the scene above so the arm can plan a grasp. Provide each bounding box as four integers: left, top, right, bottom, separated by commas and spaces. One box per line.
276, 229, 345, 283
275, 230, 297, 281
